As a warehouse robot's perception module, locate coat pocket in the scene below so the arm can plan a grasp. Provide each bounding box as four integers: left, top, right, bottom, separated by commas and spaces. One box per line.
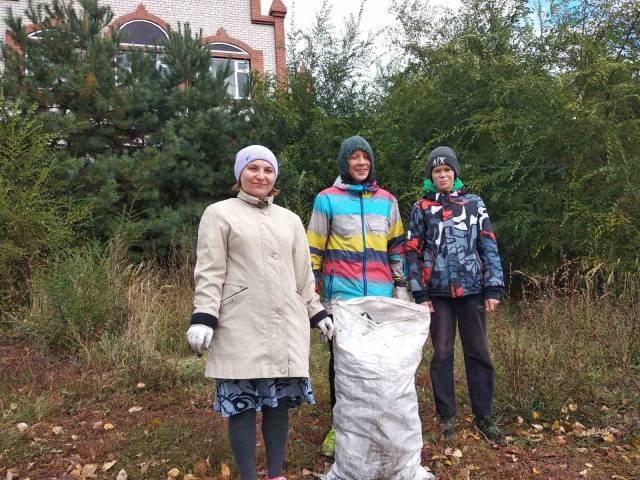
367, 220, 389, 234
221, 282, 248, 306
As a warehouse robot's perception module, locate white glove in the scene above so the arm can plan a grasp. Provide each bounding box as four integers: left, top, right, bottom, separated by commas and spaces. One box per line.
186, 324, 214, 356
394, 286, 413, 302
316, 317, 335, 341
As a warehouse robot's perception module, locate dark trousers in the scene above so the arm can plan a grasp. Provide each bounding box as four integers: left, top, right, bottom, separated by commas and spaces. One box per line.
429, 294, 494, 419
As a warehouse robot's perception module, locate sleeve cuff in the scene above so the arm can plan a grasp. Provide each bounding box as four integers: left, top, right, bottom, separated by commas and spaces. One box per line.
309, 309, 329, 327
191, 312, 218, 329
484, 288, 502, 300
412, 291, 430, 304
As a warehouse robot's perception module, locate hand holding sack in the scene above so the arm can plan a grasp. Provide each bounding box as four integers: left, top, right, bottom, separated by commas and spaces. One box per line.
186, 324, 213, 356
316, 316, 335, 340
394, 285, 413, 302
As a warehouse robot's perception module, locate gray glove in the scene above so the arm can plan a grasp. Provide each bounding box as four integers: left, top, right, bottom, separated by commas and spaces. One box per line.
394, 286, 413, 302
186, 324, 213, 356
316, 317, 335, 340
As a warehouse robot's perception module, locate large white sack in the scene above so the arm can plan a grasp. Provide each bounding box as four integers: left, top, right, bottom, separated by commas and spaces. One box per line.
323, 296, 434, 480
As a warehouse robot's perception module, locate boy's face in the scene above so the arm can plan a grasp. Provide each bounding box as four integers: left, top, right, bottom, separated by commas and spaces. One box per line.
431, 165, 455, 193
347, 150, 371, 183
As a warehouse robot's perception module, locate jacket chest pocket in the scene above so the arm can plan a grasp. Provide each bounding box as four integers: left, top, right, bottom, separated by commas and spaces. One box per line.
367, 220, 389, 235
332, 219, 359, 238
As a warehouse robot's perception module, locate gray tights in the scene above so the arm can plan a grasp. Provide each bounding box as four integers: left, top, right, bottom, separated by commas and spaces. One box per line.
227, 402, 289, 480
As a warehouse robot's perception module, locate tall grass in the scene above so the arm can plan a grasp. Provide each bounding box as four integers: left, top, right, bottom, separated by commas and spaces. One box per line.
20, 244, 640, 422
23, 240, 197, 388
491, 264, 640, 420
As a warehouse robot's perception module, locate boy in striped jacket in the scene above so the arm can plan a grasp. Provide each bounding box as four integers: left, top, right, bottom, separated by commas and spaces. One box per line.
306, 135, 409, 457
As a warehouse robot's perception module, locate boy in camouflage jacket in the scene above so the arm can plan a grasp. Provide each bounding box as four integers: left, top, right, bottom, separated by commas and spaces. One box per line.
406, 146, 507, 446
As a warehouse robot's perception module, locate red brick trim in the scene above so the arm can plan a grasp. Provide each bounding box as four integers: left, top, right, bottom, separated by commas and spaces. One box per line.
202, 28, 264, 75
4, 22, 44, 53
110, 4, 170, 33
250, 0, 287, 85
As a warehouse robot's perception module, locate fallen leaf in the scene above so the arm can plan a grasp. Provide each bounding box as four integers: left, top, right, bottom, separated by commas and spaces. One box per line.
458, 468, 470, 480
194, 459, 208, 476
532, 411, 541, 420
569, 403, 578, 412
92, 421, 103, 429
103, 423, 115, 431
52, 426, 64, 435
221, 463, 231, 480
116, 470, 127, 480
602, 432, 616, 443
585, 462, 593, 468
621, 455, 631, 464
137, 382, 146, 388
579, 469, 588, 476
128, 406, 143, 413
532, 424, 544, 432
532, 467, 541, 474
444, 447, 463, 458
516, 416, 524, 424
167, 468, 180, 478
10, 403, 17, 410
184, 475, 197, 480
71, 434, 79, 440
102, 460, 117, 471
16, 422, 28, 432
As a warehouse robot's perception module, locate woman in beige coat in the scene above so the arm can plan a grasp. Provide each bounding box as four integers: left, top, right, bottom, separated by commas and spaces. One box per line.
186, 145, 334, 480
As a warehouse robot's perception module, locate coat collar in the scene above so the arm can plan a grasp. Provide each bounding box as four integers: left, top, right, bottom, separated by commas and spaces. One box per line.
237, 190, 274, 208
332, 176, 379, 193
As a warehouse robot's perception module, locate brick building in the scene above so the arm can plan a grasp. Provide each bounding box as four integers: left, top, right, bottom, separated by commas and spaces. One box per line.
1, 0, 287, 97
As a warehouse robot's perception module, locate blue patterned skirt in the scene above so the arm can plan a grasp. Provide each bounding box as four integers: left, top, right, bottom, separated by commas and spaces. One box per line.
213, 377, 316, 417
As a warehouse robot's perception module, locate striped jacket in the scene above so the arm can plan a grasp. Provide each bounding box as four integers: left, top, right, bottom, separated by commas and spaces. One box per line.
307, 177, 406, 305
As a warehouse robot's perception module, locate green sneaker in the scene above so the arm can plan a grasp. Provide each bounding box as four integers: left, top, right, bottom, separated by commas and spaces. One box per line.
321, 427, 336, 457
475, 417, 507, 446
439, 416, 457, 441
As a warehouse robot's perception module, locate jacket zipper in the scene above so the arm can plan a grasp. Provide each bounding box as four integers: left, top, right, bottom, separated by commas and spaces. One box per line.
360, 192, 368, 296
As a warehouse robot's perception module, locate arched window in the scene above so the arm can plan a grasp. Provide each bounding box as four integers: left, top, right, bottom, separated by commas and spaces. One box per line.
119, 20, 168, 47
116, 20, 170, 78
204, 43, 250, 99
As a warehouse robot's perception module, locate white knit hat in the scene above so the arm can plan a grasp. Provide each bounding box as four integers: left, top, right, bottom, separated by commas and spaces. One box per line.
234, 145, 278, 181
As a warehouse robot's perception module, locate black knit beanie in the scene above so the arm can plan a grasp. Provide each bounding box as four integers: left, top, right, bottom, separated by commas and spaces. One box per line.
427, 146, 460, 178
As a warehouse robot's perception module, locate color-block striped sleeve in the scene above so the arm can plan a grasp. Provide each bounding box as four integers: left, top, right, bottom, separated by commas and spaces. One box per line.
306, 193, 331, 286
387, 198, 406, 281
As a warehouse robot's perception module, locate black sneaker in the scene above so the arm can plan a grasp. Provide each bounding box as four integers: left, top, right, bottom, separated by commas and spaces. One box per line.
439, 416, 457, 441
475, 416, 507, 446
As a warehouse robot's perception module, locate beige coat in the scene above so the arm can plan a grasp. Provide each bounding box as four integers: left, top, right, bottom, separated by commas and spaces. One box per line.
193, 190, 327, 379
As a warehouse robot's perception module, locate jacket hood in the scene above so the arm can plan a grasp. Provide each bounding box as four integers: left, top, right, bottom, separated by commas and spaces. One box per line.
337, 135, 375, 184
332, 176, 379, 193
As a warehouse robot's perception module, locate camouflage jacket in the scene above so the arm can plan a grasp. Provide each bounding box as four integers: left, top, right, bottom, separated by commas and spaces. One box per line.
406, 189, 504, 302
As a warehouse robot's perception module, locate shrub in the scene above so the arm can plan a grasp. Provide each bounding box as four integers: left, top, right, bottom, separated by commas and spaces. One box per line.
26, 241, 128, 355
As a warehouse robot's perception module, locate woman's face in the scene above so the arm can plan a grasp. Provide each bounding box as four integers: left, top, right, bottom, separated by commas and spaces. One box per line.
431, 165, 455, 193
239, 160, 276, 199
347, 150, 371, 183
